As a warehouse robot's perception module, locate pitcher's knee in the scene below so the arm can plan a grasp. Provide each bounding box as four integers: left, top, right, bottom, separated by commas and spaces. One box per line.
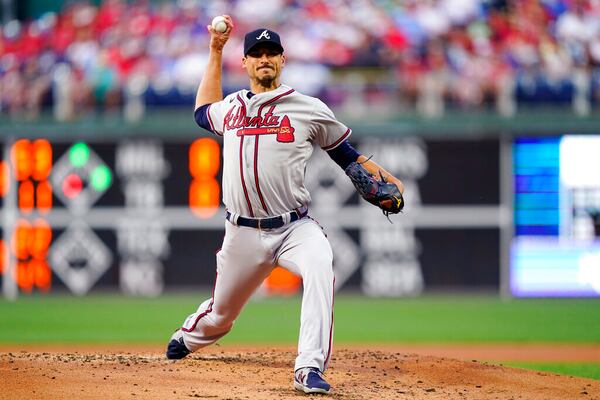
300, 254, 334, 284
307, 250, 333, 270
209, 308, 238, 330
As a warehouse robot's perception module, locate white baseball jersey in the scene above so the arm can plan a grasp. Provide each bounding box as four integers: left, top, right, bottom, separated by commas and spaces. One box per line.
204, 84, 351, 218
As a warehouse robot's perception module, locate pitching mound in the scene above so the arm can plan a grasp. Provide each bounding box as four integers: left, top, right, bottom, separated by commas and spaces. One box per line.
1, 345, 598, 399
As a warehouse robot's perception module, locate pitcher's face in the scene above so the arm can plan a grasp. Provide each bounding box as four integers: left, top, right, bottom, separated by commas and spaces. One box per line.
243, 44, 285, 87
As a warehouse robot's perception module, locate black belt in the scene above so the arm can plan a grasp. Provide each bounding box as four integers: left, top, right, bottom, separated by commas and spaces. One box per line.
226, 208, 308, 230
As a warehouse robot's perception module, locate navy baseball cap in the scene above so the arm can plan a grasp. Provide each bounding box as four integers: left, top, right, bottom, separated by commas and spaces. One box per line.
244, 28, 284, 55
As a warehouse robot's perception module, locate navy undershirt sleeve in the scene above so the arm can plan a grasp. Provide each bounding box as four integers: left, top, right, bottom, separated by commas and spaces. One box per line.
194, 104, 212, 132
326, 139, 360, 170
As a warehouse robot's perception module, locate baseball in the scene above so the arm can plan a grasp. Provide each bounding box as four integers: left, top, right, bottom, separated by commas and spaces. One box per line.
211, 16, 227, 33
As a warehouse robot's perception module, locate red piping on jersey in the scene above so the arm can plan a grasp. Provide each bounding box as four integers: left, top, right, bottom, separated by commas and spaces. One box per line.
324, 275, 335, 369
182, 272, 218, 333
254, 136, 269, 213
207, 104, 221, 136
239, 135, 255, 217
236, 95, 255, 217
256, 88, 295, 116
236, 94, 248, 115
322, 128, 351, 151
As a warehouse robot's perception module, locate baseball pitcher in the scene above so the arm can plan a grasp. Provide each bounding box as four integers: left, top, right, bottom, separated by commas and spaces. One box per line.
166, 15, 405, 395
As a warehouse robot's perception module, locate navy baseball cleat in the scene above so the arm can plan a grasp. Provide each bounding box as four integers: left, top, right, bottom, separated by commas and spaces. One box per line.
166, 329, 190, 360
294, 367, 331, 394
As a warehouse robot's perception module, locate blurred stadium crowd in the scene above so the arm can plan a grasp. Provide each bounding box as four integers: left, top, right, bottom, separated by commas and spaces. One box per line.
1, 0, 600, 119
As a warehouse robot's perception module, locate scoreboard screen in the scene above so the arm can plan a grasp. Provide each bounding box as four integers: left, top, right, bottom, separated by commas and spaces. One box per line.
1, 135, 503, 298
511, 136, 600, 297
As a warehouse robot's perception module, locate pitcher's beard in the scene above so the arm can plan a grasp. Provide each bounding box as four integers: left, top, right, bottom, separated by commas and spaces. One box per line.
256, 75, 277, 89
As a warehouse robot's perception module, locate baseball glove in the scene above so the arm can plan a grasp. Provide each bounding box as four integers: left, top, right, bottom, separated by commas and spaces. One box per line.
345, 161, 404, 219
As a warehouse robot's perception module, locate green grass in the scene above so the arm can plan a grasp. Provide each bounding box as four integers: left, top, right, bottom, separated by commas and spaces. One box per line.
0, 293, 598, 344
1, 293, 599, 380
503, 362, 600, 381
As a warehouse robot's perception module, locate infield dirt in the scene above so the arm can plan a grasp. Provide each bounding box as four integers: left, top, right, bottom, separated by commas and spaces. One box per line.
1, 344, 599, 399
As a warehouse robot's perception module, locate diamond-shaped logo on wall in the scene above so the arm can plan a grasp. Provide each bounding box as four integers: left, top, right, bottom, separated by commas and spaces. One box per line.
50, 221, 113, 295
51, 142, 113, 216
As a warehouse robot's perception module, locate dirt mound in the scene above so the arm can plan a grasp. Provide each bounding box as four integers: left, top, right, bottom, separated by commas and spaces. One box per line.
1, 346, 598, 399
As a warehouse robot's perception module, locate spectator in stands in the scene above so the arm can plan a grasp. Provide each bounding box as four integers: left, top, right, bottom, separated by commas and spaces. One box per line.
1, 0, 599, 119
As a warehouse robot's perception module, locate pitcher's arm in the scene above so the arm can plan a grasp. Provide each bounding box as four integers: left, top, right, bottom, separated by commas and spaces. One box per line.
195, 15, 234, 109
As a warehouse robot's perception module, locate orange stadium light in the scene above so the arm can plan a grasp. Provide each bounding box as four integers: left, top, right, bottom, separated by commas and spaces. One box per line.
10, 139, 32, 181
18, 180, 35, 213
31, 259, 51, 292
189, 178, 220, 218
8, 219, 53, 292
0, 160, 9, 197
32, 139, 52, 181
263, 266, 302, 296
12, 219, 32, 261
189, 138, 220, 178
31, 219, 52, 260
16, 261, 34, 293
36, 180, 53, 213
189, 138, 221, 218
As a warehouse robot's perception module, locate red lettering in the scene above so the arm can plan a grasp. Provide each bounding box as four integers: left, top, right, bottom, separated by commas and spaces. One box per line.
222, 103, 295, 142
224, 105, 281, 130
223, 106, 236, 128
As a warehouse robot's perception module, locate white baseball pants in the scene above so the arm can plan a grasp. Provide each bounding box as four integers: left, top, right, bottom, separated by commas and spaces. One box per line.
179, 217, 335, 372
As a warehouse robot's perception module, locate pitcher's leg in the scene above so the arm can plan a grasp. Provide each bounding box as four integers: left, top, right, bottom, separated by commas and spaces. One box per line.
179, 223, 274, 352
277, 219, 335, 373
